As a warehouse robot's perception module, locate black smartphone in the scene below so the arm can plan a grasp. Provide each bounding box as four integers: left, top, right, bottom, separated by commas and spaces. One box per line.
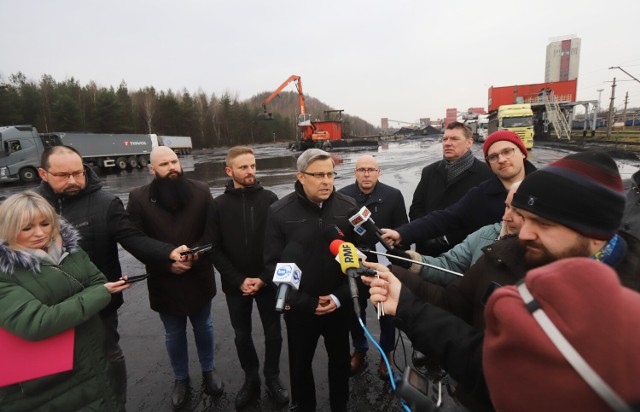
180, 243, 213, 256
120, 274, 149, 284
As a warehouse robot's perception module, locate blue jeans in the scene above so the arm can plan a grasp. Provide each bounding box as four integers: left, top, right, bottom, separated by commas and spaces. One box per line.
159, 301, 215, 380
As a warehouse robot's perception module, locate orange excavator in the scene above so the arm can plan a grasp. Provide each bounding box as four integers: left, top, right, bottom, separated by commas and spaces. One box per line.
260, 75, 342, 151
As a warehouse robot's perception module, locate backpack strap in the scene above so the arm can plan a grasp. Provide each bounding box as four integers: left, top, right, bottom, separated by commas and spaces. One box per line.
517, 281, 633, 412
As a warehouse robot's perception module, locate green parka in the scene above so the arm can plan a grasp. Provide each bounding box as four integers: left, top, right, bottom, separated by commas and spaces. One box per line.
0, 221, 122, 412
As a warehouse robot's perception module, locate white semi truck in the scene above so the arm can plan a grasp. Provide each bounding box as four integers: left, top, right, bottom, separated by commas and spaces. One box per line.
0, 125, 156, 183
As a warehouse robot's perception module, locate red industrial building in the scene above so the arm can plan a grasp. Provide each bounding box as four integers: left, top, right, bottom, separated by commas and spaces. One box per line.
487, 79, 577, 112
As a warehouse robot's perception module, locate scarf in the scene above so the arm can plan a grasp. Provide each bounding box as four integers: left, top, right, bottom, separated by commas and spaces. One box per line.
22, 234, 69, 265
592, 234, 624, 266
445, 149, 475, 182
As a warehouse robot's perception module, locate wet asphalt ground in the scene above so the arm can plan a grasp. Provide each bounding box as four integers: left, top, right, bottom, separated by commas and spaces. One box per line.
2, 136, 639, 411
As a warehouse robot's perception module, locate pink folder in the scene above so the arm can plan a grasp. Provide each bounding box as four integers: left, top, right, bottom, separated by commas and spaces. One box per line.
0, 327, 75, 387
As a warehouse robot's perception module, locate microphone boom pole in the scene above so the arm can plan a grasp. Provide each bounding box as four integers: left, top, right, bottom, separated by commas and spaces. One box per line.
362, 249, 464, 277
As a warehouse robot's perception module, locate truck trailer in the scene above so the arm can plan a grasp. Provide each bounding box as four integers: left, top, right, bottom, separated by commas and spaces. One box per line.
0, 125, 155, 183
157, 135, 193, 155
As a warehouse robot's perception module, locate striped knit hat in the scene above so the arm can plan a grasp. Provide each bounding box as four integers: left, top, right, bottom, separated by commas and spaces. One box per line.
512, 151, 625, 240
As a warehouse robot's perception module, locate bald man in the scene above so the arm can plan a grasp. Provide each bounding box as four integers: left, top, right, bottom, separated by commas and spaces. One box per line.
338, 155, 408, 379
127, 147, 223, 409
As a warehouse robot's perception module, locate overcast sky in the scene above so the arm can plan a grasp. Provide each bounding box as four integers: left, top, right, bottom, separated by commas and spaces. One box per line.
2, 0, 639, 127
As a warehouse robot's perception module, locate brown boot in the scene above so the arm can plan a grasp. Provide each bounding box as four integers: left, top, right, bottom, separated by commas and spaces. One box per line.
378, 352, 393, 380
350, 351, 367, 376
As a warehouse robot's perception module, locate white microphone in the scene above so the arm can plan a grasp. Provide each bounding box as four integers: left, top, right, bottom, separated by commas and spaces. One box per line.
348, 206, 392, 251
273, 242, 303, 312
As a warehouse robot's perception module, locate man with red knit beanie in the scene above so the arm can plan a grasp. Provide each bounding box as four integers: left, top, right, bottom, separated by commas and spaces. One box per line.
383, 130, 535, 252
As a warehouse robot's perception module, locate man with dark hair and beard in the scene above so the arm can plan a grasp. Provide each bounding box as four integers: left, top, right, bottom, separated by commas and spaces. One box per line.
36, 145, 189, 409
127, 146, 223, 409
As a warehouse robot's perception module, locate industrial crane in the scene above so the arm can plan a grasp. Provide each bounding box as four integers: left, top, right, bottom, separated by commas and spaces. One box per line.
260, 75, 307, 118
258, 75, 344, 150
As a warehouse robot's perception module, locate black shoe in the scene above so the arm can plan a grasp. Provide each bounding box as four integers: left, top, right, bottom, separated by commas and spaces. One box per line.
171, 377, 190, 410
265, 377, 290, 405
235, 377, 261, 409
202, 369, 224, 396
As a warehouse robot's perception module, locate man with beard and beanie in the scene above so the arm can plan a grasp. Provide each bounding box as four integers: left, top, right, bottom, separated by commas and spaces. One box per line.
127, 146, 222, 409
511, 151, 640, 290
383, 130, 536, 253
338, 154, 408, 379
263, 148, 357, 412
36, 145, 189, 409
208, 146, 289, 409
409, 121, 492, 256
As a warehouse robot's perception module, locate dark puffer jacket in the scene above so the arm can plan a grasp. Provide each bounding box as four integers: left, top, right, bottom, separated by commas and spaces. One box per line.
36, 166, 174, 315
209, 180, 278, 295
0, 222, 122, 412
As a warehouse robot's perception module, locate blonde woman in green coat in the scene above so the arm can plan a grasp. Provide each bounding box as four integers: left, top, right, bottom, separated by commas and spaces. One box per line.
0, 191, 130, 412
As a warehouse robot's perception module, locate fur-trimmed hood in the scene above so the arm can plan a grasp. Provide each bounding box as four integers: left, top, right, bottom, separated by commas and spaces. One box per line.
0, 220, 81, 275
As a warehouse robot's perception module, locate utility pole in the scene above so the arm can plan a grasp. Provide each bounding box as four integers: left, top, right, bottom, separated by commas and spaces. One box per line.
622, 92, 629, 130
607, 78, 616, 140
593, 88, 604, 131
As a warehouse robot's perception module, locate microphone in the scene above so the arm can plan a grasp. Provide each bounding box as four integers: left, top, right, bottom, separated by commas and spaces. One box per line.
348, 206, 392, 251
273, 242, 303, 312
333, 241, 363, 317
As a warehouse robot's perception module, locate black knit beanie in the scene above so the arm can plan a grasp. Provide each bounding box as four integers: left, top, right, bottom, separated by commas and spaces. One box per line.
512, 151, 625, 240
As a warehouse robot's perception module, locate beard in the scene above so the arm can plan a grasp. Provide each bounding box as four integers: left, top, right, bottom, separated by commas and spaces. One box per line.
231, 171, 255, 188
151, 170, 191, 211
520, 236, 592, 269
61, 184, 83, 196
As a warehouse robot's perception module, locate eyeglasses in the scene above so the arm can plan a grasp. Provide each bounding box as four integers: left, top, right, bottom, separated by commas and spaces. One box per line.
301, 171, 337, 179
355, 168, 379, 174
45, 170, 85, 180
485, 147, 516, 163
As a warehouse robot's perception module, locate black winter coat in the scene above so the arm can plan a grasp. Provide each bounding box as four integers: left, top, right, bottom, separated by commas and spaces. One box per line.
409, 157, 492, 255
37, 166, 174, 315
127, 178, 216, 316
263, 182, 357, 314
398, 161, 536, 247
623, 170, 640, 239
338, 180, 408, 256
210, 181, 278, 295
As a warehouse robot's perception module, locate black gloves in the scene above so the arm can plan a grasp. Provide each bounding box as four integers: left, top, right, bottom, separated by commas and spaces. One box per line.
386, 248, 414, 269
